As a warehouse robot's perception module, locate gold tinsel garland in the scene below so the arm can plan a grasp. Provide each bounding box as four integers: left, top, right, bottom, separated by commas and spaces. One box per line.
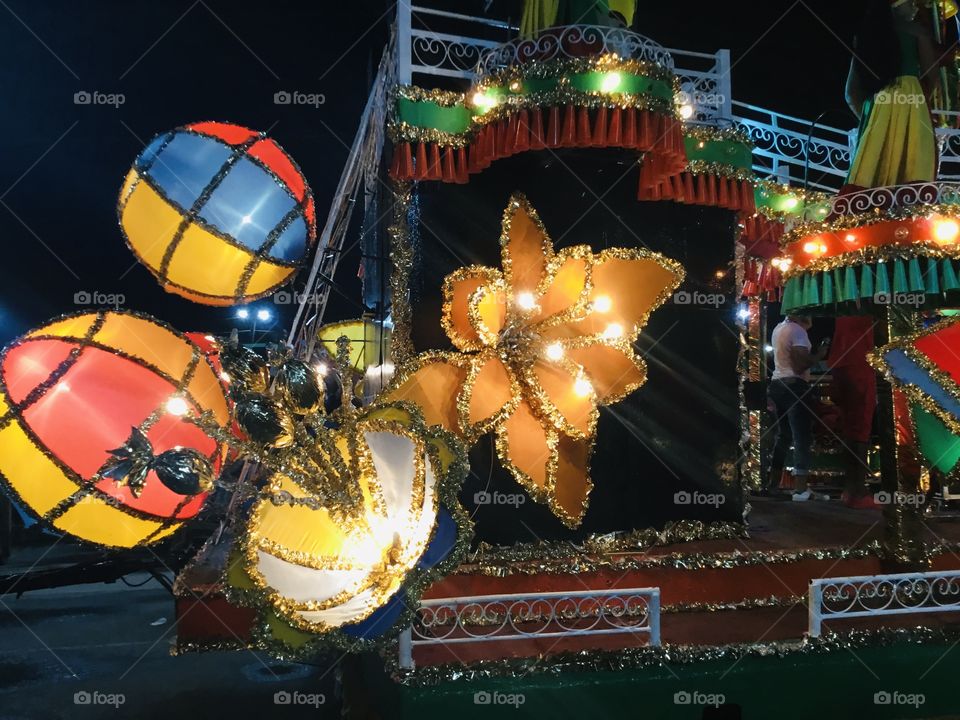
387, 625, 960, 685
395, 85, 467, 108
475, 55, 676, 89
684, 125, 753, 147
781, 241, 960, 280
387, 121, 469, 149
684, 160, 755, 182
388, 181, 415, 366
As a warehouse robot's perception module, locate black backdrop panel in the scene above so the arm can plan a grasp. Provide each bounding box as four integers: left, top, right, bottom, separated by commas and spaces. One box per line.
407, 148, 742, 544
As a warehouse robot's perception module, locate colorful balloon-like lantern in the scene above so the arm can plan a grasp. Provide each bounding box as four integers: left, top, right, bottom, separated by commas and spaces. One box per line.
0, 311, 230, 548
228, 403, 469, 647
118, 121, 316, 305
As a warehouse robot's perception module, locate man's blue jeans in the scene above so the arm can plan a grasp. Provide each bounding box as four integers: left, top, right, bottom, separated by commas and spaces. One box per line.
768, 377, 813, 477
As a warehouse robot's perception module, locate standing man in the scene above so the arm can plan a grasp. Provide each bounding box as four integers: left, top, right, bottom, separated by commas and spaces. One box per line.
766, 314, 830, 501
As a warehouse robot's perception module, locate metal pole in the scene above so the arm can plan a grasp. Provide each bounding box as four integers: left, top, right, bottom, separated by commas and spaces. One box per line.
716, 49, 732, 121
398, 627, 414, 669
807, 581, 823, 637
397, 1, 412, 85
648, 590, 661, 646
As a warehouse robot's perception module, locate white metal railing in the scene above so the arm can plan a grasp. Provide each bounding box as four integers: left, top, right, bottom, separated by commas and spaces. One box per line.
474, 24, 675, 77
808, 570, 960, 637
667, 47, 731, 124
813, 181, 960, 219
732, 101, 855, 192
398, 587, 660, 669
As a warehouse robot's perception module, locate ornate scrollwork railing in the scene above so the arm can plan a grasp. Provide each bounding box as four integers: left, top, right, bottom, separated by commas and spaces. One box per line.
808, 570, 960, 637
398, 587, 660, 669
809, 181, 960, 221
474, 25, 675, 78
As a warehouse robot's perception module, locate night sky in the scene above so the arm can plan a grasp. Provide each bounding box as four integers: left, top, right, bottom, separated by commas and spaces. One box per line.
0, 0, 861, 343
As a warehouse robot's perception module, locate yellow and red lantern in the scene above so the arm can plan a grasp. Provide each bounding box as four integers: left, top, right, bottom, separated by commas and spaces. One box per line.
0, 311, 230, 548
118, 121, 317, 306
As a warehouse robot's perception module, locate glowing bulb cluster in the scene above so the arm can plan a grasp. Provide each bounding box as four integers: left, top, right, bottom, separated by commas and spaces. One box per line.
934, 218, 960, 244
165, 396, 189, 416
601, 323, 624, 340
592, 295, 612, 313
573, 375, 593, 397
544, 342, 564, 361
516, 291, 537, 311
600, 72, 621, 93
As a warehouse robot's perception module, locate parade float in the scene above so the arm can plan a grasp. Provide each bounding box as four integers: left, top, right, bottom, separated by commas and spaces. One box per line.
6, 1, 960, 718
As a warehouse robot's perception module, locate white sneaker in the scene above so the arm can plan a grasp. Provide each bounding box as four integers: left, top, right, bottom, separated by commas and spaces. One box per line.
792, 490, 812, 502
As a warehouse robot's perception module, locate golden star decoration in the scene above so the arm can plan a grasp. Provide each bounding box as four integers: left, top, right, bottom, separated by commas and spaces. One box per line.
384, 194, 683, 527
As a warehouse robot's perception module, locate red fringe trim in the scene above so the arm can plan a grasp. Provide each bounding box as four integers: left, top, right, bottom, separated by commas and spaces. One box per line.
741, 255, 783, 301
638, 170, 756, 213
389, 106, 687, 189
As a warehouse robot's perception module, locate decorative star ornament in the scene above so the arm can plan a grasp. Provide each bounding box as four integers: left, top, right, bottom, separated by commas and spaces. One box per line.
385, 194, 684, 527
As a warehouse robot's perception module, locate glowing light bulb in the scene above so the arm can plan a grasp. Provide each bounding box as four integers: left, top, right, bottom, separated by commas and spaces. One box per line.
771, 258, 783, 270
845, 233, 857, 243
600, 72, 621, 93
764, 344, 774, 353
573, 376, 592, 397
593, 295, 612, 313
204, 334, 215, 342
715, 270, 726, 279
219, 371, 231, 383
602, 323, 624, 339
516, 291, 536, 311
934, 218, 960, 244
236, 308, 250, 320
736, 306, 751, 321
803, 241, 819, 254
315, 362, 328, 376
545, 342, 564, 361
256, 308, 272, 322
783, 197, 799, 210
166, 396, 189, 416
509, 80, 521, 92
678, 103, 694, 120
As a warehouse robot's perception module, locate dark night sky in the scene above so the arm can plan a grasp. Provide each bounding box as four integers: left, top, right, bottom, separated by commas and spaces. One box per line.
0, 0, 862, 343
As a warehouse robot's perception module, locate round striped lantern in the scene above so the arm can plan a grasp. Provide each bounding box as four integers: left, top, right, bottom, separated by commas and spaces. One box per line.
118, 121, 316, 306
0, 311, 230, 548
239, 405, 466, 636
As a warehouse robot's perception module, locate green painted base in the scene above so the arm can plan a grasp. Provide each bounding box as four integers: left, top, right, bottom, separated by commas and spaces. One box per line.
371, 642, 960, 719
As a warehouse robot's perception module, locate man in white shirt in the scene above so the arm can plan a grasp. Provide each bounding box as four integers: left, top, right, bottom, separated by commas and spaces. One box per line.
765, 314, 829, 501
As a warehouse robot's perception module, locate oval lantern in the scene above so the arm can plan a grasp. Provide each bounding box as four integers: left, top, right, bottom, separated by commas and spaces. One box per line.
118, 121, 317, 306
236, 404, 469, 640
0, 311, 230, 548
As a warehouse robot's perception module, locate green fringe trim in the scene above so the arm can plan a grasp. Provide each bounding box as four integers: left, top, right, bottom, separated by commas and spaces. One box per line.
781, 257, 960, 313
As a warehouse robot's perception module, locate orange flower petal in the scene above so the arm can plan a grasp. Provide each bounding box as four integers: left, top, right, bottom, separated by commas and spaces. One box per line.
525, 358, 597, 438
468, 280, 507, 345
501, 195, 553, 297
566, 340, 647, 404
533, 245, 592, 325
441, 267, 504, 351
458, 350, 519, 439
549, 435, 593, 528
542, 248, 683, 341
495, 399, 556, 500
384, 354, 467, 434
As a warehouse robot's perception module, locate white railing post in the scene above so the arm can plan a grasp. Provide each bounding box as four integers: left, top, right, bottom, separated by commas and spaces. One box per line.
397, 1, 412, 84
808, 582, 823, 638
716, 49, 732, 121
648, 589, 661, 646
398, 626, 414, 669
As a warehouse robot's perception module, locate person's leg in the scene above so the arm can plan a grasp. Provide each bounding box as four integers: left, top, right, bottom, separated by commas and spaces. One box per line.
785, 379, 814, 494
766, 382, 791, 492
